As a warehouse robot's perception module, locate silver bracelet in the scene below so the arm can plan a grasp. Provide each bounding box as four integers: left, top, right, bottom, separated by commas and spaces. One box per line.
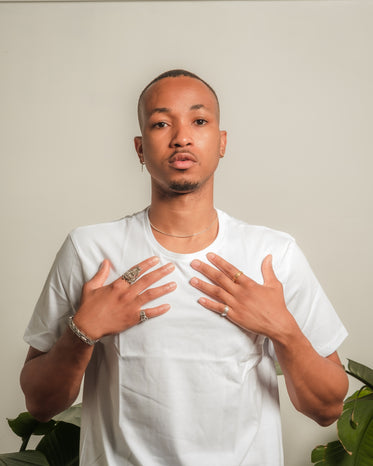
68, 316, 99, 346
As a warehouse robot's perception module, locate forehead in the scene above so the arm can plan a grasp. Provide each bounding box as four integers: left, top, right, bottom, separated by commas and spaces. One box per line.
140, 76, 219, 118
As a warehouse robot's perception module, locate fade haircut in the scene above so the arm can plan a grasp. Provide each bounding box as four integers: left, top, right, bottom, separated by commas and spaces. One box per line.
137, 69, 220, 127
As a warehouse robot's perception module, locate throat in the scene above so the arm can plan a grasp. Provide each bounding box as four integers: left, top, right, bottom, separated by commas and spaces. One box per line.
151, 225, 219, 253
149, 215, 218, 238
148, 210, 219, 253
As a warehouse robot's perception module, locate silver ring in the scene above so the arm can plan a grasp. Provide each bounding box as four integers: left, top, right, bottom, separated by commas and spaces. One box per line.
121, 266, 140, 284
221, 305, 229, 317
139, 310, 148, 323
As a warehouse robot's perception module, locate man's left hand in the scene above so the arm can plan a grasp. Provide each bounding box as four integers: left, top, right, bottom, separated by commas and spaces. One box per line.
190, 253, 293, 339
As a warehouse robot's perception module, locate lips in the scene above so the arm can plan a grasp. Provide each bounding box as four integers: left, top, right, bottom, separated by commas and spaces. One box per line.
168, 152, 197, 170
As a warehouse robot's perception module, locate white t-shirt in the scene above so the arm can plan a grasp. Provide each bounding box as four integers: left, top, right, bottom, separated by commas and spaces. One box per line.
24, 208, 347, 466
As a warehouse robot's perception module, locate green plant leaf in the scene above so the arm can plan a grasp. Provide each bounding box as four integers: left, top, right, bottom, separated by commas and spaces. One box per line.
345, 387, 373, 404
312, 360, 373, 465
337, 393, 373, 463
311, 440, 351, 465
36, 422, 80, 466
53, 404, 81, 428
0, 450, 49, 465
347, 360, 373, 389
275, 361, 283, 376
7, 413, 55, 439
311, 445, 326, 462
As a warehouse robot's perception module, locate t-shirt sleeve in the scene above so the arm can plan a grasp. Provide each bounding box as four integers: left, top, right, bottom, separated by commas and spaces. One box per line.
273, 239, 348, 358
23, 235, 85, 352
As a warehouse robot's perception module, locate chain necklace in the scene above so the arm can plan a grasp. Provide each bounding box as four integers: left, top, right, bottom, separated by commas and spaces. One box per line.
149, 213, 218, 238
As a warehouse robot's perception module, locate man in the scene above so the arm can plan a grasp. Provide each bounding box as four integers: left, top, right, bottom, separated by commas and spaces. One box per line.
21, 70, 348, 465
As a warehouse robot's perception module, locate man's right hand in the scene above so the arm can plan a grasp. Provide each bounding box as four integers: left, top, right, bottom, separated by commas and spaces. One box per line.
73, 256, 176, 341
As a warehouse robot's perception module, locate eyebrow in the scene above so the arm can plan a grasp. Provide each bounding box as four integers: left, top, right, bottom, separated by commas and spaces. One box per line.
190, 104, 206, 111
149, 104, 208, 117
149, 107, 170, 116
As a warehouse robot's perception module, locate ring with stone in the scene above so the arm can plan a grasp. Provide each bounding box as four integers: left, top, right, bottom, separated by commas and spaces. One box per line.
121, 266, 141, 284
221, 305, 229, 317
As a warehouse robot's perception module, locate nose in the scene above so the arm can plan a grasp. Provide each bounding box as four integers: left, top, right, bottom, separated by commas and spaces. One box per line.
170, 123, 192, 148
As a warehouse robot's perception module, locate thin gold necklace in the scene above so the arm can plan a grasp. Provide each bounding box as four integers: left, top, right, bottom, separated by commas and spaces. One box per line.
149, 213, 218, 238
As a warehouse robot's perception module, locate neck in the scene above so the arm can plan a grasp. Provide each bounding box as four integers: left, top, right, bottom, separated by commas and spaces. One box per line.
148, 182, 218, 253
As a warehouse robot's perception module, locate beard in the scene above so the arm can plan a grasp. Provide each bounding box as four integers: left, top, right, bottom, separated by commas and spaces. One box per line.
169, 181, 200, 193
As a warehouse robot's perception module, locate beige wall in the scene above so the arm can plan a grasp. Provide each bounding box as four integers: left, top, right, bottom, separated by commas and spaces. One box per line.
0, 1, 372, 464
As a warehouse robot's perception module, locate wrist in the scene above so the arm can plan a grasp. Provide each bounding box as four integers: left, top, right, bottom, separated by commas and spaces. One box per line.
68, 316, 100, 346
268, 309, 300, 347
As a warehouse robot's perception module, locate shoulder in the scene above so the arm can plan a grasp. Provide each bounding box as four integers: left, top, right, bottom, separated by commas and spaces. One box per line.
52, 209, 148, 283
68, 209, 147, 248
218, 209, 295, 248
215, 210, 300, 283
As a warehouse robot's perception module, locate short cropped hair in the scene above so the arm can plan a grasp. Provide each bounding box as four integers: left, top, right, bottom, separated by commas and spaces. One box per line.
137, 69, 220, 126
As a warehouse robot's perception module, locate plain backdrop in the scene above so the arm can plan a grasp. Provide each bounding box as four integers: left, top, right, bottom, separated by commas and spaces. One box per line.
0, 1, 372, 464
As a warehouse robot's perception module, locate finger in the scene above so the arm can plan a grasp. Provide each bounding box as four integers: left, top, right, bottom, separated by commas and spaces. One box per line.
198, 296, 233, 319
137, 280, 177, 306
190, 276, 232, 305
115, 256, 161, 286
190, 259, 233, 290
133, 263, 175, 293
205, 252, 241, 280
85, 259, 111, 291
261, 254, 278, 286
136, 303, 171, 321
206, 252, 256, 286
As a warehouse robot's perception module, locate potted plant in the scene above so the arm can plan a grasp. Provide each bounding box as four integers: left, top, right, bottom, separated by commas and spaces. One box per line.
0, 404, 81, 465
312, 359, 373, 465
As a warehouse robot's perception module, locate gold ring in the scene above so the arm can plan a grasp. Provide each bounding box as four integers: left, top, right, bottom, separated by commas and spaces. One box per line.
233, 271, 243, 283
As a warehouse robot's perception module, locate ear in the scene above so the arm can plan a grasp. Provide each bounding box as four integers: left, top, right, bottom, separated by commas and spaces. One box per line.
219, 130, 227, 158
134, 136, 144, 163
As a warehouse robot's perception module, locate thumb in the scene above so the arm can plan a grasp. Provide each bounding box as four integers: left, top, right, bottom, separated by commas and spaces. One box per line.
86, 259, 111, 290
261, 254, 278, 285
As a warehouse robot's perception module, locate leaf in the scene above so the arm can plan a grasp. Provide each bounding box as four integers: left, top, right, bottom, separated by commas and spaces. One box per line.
53, 404, 81, 428
347, 360, 373, 389
275, 361, 283, 376
311, 444, 327, 462
0, 450, 49, 465
7, 413, 55, 439
311, 440, 351, 465
337, 394, 373, 463
36, 422, 80, 466
345, 387, 373, 404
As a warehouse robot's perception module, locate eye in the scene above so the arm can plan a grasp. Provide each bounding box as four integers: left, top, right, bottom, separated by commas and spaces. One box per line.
194, 119, 207, 126
152, 121, 168, 129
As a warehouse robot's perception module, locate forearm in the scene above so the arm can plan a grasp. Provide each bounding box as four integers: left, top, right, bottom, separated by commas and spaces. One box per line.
20, 257, 175, 423
272, 315, 348, 426
189, 253, 348, 425
20, 327, 94, 422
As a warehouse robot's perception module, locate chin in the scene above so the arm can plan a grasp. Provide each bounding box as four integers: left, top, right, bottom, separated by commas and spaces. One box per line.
169, 181, 200, 192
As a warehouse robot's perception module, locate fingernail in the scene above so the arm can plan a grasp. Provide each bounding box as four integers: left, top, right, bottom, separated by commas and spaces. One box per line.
191, 259, 201, 268
165, 263, 175, 271
190, 277, 199, 286
150, 256, 160, 265
207, 252, 215, 260
167, 282, 177, 290
160, 304, 171, 312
